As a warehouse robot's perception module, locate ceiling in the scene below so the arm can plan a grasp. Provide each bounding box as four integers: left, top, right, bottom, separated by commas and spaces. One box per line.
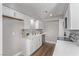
3, 3, 69, 21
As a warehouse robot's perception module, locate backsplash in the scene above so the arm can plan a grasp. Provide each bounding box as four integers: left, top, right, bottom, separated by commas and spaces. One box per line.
69, 30, 79, 42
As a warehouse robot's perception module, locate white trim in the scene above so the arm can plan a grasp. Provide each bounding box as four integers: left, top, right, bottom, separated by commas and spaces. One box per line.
13, 51, 23, 56
45, 40, 56, 44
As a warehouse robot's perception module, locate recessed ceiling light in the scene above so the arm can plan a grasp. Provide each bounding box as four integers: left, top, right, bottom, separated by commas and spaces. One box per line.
50, 14, 53, 16
30, 19, 34, 25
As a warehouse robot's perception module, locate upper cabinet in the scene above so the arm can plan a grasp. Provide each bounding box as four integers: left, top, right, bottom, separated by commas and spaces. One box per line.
65, 4, 79, 30
2, 6, 14, 17
35, 20, 45, 29
24, 19, 45, 29
70, 3, 79, 29
2, 6, 44, 30
39, 21, 45, 29
14, 10, 25, 20
24, 17, 32, 29
2, 6, 25, 21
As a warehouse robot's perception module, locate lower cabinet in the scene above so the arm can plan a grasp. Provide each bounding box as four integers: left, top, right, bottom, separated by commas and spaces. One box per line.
26, 35, 42, 56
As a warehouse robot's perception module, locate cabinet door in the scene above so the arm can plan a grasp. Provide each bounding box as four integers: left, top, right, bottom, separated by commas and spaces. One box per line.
14, 10, 25, 20
39, 21, 42, 29
9, 8, 15, 17
3, 6, 25, 20
26, 39, 31, 55
39, 21, 44, 29
70, 3, 79, 29
35, 36, 39, 50
31, 36, 35, 54
2, 6, 14, 17
24, 18, 31, 29
38, 35, 42, 47
2, 6, 10, 16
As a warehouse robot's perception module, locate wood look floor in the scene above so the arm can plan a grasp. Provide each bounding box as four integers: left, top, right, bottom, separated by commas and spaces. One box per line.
32, 42, 55, 56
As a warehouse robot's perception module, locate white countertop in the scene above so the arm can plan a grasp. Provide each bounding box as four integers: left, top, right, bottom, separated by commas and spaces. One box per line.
53, 40, 79, 56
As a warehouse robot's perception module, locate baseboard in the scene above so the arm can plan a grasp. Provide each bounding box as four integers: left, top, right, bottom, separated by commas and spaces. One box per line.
13, 51, 23, 56
45, 40, 56, 44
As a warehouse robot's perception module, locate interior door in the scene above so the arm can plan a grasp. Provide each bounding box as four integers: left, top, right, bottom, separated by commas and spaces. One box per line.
45, 21, 59, 44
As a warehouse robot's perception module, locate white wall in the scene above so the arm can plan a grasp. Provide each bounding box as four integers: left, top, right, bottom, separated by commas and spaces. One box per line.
0, 3, 2, 56
44, 18, 64, 43
58, 19, 64, 37
3, 17, 26, 56
45, 21, 59, 44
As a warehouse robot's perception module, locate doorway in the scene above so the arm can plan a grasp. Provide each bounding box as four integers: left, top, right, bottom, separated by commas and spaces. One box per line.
45, 21, 59, 44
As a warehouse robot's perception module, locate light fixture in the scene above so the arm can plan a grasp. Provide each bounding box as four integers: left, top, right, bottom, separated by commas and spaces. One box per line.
50, 13, 53, 16
30, 19, 34, 25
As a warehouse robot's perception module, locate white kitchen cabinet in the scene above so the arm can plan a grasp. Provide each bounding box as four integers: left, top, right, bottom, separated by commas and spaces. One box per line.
2, 6, 10, 16
39, 21, 42, 29
70, 3, 79, 29
35, 20, 39, 29
14, 10, 25, 20
39, 21, 44, 29
37, 35, 42, 48
24, 19, 45, 29
65, 4, 79, 30
2, 6, 25, 21
24, 17, 31, 29
35, 20, 45, 29
26, 35, 42, 56
24, 17, 37, 29
2, 6, 44, 30
2, 6, 14, 17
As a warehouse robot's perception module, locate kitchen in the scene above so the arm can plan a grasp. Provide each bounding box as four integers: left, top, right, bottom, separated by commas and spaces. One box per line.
1, 3, 79, 56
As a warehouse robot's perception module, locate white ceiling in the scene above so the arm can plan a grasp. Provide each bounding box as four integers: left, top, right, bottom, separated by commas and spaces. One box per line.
3, 3, 69, 20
